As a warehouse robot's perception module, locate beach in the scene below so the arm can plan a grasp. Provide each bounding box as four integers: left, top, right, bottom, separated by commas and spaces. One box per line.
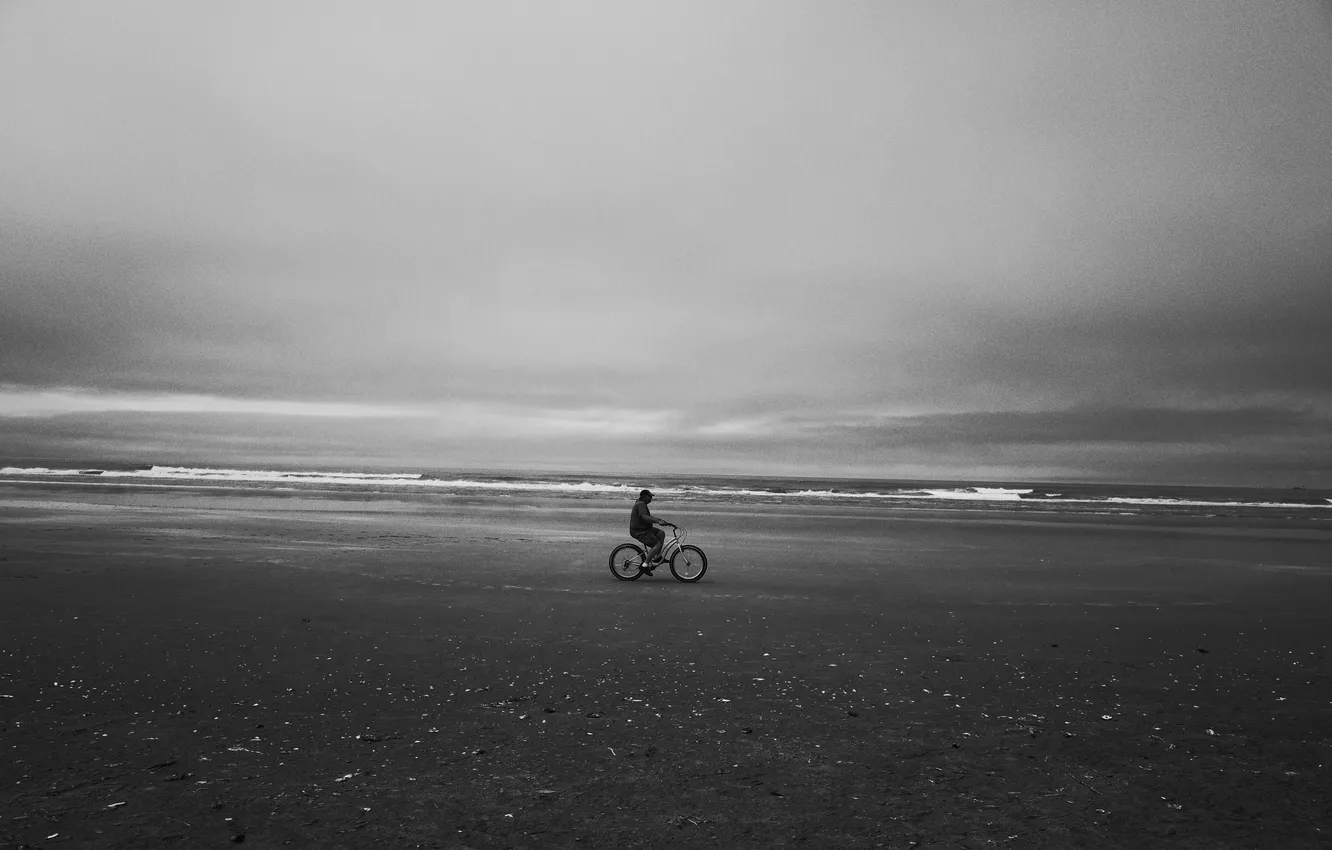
2, 481, 1330, 848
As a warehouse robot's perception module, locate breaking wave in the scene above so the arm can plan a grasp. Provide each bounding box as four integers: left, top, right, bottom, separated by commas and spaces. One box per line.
1, 465, 1328, 511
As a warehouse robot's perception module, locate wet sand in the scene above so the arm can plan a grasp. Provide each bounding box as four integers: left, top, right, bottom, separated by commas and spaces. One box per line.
2, 483, 1330, 848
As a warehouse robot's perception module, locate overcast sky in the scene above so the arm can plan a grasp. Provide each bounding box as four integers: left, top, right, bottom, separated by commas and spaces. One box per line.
2, 1, 1330, 484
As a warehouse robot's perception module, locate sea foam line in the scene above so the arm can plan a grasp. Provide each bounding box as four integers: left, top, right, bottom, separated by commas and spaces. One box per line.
1, 466, 1328, 509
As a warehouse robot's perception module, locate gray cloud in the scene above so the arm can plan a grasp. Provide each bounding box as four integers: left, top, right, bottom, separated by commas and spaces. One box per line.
2, 1, 1331, 482
830, 407, 1331, 449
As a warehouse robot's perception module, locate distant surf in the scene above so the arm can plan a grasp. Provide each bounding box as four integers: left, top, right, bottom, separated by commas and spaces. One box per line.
2, 464, 1329, 516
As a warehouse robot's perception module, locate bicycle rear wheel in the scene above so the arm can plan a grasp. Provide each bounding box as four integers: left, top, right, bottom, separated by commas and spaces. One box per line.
669, 545, 707, 582
609, 544, 647, 581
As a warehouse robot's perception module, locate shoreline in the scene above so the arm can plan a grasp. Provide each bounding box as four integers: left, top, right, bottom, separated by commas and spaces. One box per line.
4, 466, 1330, 518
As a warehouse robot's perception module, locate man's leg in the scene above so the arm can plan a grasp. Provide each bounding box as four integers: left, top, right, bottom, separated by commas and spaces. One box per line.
647, 528, 665, 563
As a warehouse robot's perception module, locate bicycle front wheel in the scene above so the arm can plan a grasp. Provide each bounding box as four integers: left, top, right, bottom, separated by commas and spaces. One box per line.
670, 545, 707, 583
609, 544, 646, 581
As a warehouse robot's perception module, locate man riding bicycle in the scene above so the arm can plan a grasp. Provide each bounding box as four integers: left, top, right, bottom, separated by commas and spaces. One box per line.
629, 489, 675, 572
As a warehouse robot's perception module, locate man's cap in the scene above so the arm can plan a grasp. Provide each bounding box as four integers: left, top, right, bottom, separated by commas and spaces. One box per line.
639, 489, 652, 499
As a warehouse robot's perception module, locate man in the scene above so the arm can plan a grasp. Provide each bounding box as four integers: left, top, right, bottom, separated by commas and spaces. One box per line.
629, 489, 675, 572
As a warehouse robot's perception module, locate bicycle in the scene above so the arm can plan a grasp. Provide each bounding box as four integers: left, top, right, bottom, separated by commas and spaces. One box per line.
608, 524, 708, 583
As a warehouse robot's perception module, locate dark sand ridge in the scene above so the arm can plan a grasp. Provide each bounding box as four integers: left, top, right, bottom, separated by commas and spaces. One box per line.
2, 483, 1330, 848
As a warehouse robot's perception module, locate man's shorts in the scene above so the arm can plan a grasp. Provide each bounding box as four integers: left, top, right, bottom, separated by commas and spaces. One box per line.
631, 528, 663, 548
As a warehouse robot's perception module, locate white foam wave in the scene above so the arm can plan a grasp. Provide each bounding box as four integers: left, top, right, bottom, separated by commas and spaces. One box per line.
1096, 496, 1332, 510
419, 479, 639, 494
140, 465, 424, 482
920, 487, 1033, 501
1, 466, 1327, 509
0, 465, 639, 494
1, 465, 423, 485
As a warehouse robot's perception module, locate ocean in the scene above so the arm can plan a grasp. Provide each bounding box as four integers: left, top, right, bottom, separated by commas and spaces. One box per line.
2, 463, 1329, 521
